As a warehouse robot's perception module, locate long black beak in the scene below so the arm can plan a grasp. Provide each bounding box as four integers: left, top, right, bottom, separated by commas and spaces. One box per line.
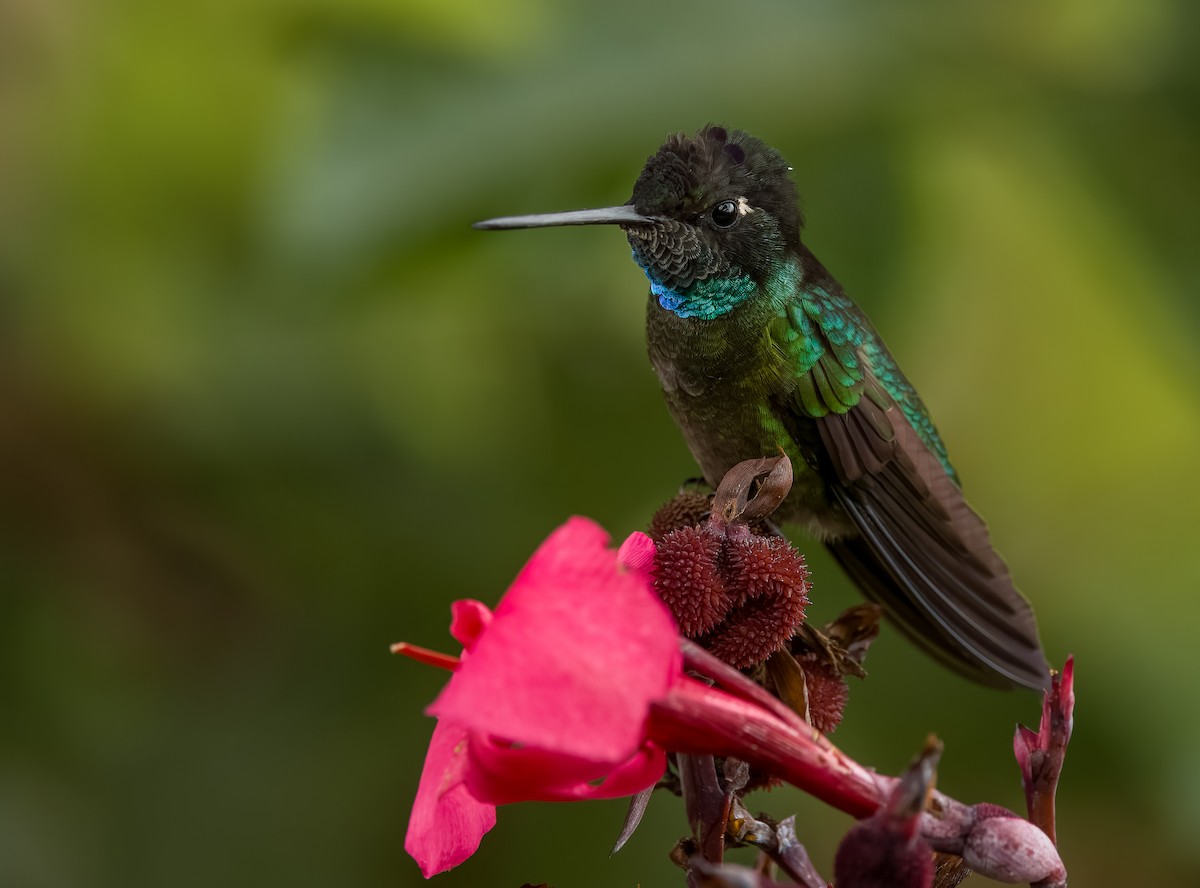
473, 205, 655, 230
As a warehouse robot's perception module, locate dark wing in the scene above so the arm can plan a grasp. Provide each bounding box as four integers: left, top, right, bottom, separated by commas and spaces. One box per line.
775, 289, 1051, 691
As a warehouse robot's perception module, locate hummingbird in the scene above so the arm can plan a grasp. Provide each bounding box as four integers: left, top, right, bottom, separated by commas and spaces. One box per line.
475, 125, 1050, 691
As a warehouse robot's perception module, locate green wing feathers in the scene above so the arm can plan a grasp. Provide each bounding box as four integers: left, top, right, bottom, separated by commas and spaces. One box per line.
775, 283, 1050, 690
778, 284, 869, 417
779, 283, 956, 479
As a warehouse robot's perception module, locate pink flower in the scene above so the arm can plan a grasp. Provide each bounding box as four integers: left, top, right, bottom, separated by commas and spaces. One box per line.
397, 516, 1069, 886
402, 518, 679, 878
404, 718, 496, 879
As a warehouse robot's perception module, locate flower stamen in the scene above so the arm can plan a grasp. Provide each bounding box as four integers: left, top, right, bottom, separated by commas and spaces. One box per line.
391, 641, 462, 672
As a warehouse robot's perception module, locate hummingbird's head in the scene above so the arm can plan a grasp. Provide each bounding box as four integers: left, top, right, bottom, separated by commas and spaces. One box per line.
473, 125, 802, 304
625, 125, 802, 292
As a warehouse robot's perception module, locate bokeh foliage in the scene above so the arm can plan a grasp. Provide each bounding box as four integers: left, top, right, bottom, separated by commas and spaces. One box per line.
2, 0, 1198, 886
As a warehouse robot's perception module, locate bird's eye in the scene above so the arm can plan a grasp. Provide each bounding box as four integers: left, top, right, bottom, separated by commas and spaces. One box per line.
711, 199, 738, 228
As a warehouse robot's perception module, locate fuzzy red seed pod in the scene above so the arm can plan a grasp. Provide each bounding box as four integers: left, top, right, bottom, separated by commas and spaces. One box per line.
725, 531, 811, 609
652, 525, 731, 637
703, 577, 810, 670
648, 491, 712, 541
797, 652, 850, 734
702, 602, 782, 670
649, 458, 812, 670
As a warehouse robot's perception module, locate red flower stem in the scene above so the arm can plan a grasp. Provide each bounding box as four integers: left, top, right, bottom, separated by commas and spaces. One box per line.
679, 753, 729, 863
649, 678, 885, 819
652, 677, 1069, 885
1028, 774, 1057, 848
681, 640, 814, 735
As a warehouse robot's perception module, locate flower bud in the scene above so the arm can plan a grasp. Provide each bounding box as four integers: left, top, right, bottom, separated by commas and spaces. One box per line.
961, 806, 1065, 885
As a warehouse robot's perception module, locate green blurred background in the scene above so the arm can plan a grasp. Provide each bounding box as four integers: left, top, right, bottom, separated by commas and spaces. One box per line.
2, 0, 1198, 885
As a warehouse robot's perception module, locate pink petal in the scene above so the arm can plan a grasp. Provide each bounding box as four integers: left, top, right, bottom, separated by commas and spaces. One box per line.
431, 517, 681, 764
405, 719, 497, 878
464, 733, 667, 804
617, 530, 657, 579
449, 599, 493, 652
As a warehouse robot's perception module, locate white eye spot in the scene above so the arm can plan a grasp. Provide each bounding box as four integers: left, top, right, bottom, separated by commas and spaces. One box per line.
737, 197, 754, 216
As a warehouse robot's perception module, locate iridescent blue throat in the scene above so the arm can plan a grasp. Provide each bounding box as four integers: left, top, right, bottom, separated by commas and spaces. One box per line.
637, 256, 757, 321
